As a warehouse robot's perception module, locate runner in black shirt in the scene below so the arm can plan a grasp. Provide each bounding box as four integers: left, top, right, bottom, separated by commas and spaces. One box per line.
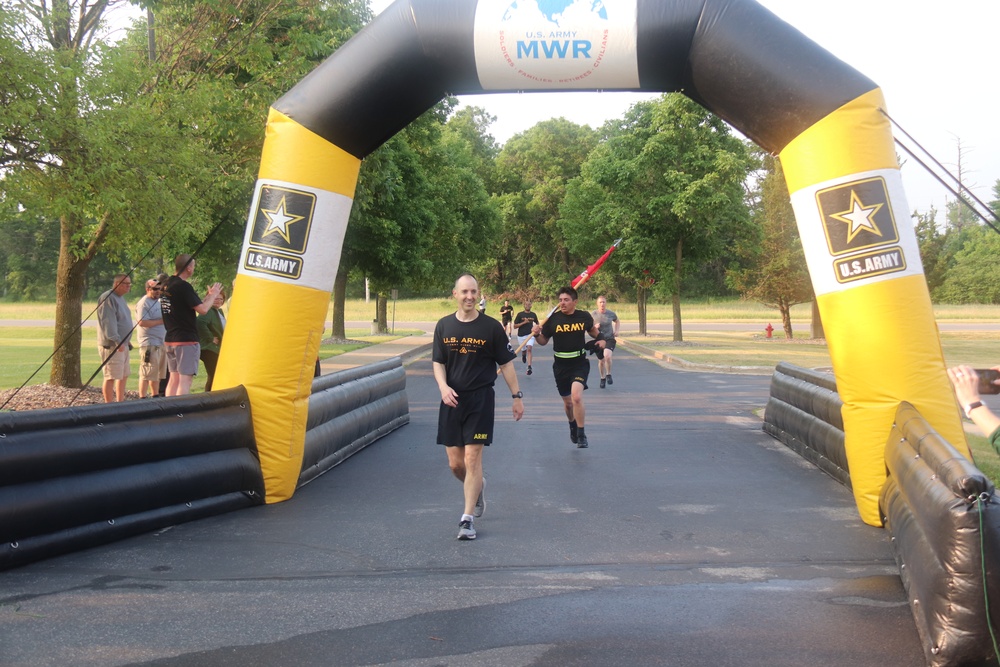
512, 301, 539, 374
532, 285, 605, 448
499, 300, 514, 337
433, 274, 524, 540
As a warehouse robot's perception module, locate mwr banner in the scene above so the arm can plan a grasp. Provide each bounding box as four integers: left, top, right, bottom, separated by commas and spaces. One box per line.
474, 0, 639, 90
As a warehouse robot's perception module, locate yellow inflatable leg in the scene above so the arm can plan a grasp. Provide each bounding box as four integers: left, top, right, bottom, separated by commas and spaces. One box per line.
781, 89, 969, 525
214, 109, 361, 502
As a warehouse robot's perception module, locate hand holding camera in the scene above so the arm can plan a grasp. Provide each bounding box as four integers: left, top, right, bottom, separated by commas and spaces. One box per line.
975, 368, 1000, 395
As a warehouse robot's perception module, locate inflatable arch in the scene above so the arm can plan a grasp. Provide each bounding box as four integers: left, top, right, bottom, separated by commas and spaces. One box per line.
213, 0, 969, 525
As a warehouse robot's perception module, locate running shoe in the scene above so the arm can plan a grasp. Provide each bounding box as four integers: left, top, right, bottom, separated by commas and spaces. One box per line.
526, 365, 532, 375
457, 519, 476, 540
569, 421, 578, 444
474, 478, 486, 518
606, 374, 613, 385
577, 433, 589, 448
599, 377, 606, 389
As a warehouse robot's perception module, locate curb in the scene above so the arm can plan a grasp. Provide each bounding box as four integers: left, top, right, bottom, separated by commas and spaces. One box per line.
617, 336, 774, 376
398, 341, 434, 365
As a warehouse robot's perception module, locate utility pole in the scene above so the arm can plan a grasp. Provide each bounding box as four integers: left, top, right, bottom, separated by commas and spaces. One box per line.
147, 7, 156, 63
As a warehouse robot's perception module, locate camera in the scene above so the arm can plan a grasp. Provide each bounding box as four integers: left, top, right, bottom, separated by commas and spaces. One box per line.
975, 368, 1000, 395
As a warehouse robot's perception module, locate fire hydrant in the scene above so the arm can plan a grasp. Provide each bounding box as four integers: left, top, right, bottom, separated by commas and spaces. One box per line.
765, 323, 774, 339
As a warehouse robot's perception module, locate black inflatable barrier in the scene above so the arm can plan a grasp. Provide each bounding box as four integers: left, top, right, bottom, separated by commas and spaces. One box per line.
762, 362, 849, 486
880, 402, 1000, 667
0, 387, 265, 570
300, 358, 409, 487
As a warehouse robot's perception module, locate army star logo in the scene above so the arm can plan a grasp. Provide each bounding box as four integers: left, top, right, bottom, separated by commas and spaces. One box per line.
815, 177, 898, 256
250, 185, 315, 255
261, 196, 304, 244
830, 191, 883, 245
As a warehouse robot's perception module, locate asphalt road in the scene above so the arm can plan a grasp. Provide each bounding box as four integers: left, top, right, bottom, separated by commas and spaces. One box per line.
0, 344, 927, 666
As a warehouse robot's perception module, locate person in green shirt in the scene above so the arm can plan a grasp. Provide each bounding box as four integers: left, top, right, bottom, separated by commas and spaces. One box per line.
196, 289, 226, 391
948, 364, 1000, 453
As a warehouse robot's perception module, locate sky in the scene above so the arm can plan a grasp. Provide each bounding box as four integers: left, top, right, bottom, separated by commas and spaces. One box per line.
368, 0, 999, 219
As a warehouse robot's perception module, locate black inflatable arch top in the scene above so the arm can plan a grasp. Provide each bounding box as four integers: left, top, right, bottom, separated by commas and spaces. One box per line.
276, 0, 876, 159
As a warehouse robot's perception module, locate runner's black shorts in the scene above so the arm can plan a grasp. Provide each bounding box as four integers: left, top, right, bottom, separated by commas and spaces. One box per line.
553, 357, 590, 396
604, 337, 617, 351
437, 385, 495, 447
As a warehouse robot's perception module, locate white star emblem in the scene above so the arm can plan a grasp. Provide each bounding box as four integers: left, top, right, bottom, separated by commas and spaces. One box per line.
830, 191, 883, 244
261, 196, 304, 244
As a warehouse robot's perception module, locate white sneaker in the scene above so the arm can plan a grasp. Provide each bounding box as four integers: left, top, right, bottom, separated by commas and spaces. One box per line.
457, 519, 476, 540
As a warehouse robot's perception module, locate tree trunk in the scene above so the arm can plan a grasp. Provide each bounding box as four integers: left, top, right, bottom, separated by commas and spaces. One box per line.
376, 293, 388, 333
331, 269, 347, 339
50, 214, 96, 388
637, 285, 647, 335
780, 303, 794, 339
810, 299, 825, 339
672, 237, 683, 342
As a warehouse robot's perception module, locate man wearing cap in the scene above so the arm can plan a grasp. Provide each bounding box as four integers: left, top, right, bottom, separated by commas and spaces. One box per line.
135, 278, 167, 398
160, 254, 222, 396
96, 274, 134, 403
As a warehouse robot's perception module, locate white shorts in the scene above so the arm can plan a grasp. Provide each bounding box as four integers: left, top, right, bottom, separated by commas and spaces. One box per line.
516, 334, 535, 348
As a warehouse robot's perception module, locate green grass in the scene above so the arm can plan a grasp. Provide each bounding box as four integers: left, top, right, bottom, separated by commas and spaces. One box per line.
622, 329, 1000, 372
625, 331, 833, 369
0, 328, 414, 394
967, 433, 1000, 486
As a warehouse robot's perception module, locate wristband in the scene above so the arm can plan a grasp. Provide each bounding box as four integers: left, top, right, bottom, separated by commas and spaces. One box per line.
964, 401, 983, 418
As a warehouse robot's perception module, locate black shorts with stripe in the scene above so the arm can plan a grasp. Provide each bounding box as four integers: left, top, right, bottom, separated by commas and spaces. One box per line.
437, 385, 496, 447
553, 357, 590, 396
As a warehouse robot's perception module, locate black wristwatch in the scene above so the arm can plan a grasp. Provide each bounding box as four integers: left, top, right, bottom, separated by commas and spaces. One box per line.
512, 391, 523, 399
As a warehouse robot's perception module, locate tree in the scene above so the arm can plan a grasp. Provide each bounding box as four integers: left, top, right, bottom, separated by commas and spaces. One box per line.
0, 0, 368, 386
561, 95, 754, 339
935, 225, 1000, 303
331, 101, 499, 337
0, 211, 61, 300
488, 118, 598, 296
1, 3, 221, 386
727, 154, 812, 339
913, 207, 947, 295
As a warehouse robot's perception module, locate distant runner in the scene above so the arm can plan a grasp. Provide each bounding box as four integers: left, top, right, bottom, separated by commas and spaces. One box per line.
592, 295, 620, 388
